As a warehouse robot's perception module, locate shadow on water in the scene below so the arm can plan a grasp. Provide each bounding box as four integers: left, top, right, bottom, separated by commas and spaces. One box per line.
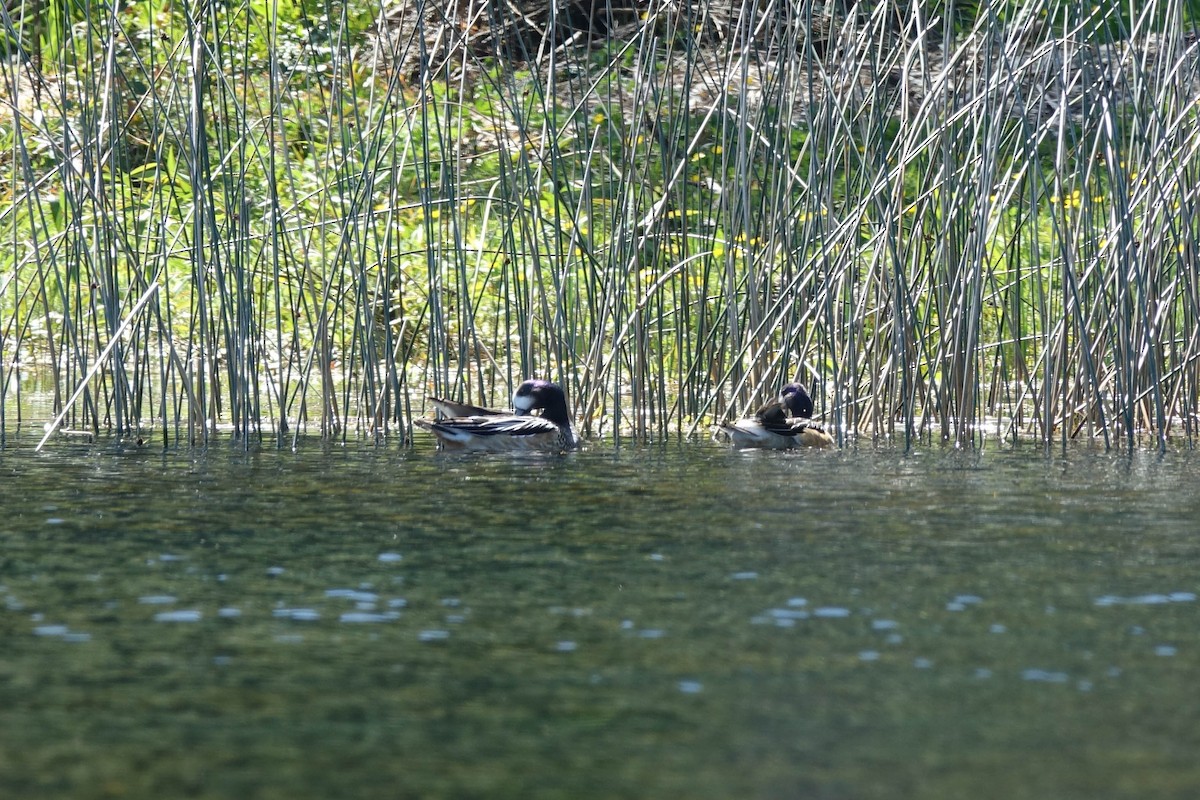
2, 433, 1200, 799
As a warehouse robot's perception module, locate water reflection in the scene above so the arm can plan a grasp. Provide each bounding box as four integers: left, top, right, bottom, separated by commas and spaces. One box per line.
1, 436, 1199, 798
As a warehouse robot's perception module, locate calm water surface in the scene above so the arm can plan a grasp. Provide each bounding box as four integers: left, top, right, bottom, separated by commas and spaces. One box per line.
2, 435, 1199, 799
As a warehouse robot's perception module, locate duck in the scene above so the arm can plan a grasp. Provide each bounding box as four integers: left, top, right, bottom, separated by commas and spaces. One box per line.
415, 379, 579, 452
717, 382, 834, 449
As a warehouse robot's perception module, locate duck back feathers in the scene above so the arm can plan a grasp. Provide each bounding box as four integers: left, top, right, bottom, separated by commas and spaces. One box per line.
428, 397, 505, 418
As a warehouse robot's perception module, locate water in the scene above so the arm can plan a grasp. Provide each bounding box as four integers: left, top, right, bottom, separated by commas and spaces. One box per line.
2, 436, 1200, 799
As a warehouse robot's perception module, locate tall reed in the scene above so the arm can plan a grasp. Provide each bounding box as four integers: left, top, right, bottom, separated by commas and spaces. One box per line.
1, 0, 1197, 449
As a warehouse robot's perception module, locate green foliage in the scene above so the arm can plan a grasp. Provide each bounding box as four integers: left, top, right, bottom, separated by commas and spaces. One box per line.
2, 0, 1199, 448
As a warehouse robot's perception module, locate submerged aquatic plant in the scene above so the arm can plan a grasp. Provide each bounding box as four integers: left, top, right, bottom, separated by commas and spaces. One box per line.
1, 0, 1198, 450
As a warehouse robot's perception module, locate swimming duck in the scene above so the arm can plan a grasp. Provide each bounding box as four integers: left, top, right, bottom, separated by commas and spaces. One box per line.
415, 379, 579, 452
718, 382, 834, 449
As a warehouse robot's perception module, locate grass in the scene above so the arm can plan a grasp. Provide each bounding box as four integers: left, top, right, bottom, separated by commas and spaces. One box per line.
1, 0, 1199, 449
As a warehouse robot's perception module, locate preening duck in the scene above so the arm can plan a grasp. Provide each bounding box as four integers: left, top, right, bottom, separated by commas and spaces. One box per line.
415, 379, 578, 453
718, 382, 834, 449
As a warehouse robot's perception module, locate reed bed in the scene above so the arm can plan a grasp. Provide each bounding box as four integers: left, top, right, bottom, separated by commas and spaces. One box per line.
1, 0, 1198, 449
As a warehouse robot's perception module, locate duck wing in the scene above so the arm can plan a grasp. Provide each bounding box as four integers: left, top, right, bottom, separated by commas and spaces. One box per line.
781, 418, 834, 448
754, 401, 796, 436
444, 414, 557, 436
415, 413, 571, 451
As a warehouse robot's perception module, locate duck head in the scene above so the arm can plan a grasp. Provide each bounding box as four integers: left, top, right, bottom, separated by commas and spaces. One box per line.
780, 382, 815, 418
513, 379, 571, 427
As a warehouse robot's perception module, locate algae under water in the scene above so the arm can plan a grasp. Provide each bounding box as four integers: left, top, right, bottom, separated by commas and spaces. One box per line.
2, 436, 1199, 799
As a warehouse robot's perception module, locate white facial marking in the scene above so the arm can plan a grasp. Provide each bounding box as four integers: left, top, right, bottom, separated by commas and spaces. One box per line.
513, 393, 535, 413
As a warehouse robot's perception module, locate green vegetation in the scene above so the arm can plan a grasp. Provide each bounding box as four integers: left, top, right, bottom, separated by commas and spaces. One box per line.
1, 0, 1198, 448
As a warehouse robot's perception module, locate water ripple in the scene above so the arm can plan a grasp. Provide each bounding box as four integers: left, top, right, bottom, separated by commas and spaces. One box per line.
33, 624, 70, 637
1094, 592, 1196, 606
273, 608, 320, 621
340, 612, 401, 624
325, 589, 378, 603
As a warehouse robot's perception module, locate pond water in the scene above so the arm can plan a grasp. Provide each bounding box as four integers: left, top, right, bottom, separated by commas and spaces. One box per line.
2, 434, 1199, 799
